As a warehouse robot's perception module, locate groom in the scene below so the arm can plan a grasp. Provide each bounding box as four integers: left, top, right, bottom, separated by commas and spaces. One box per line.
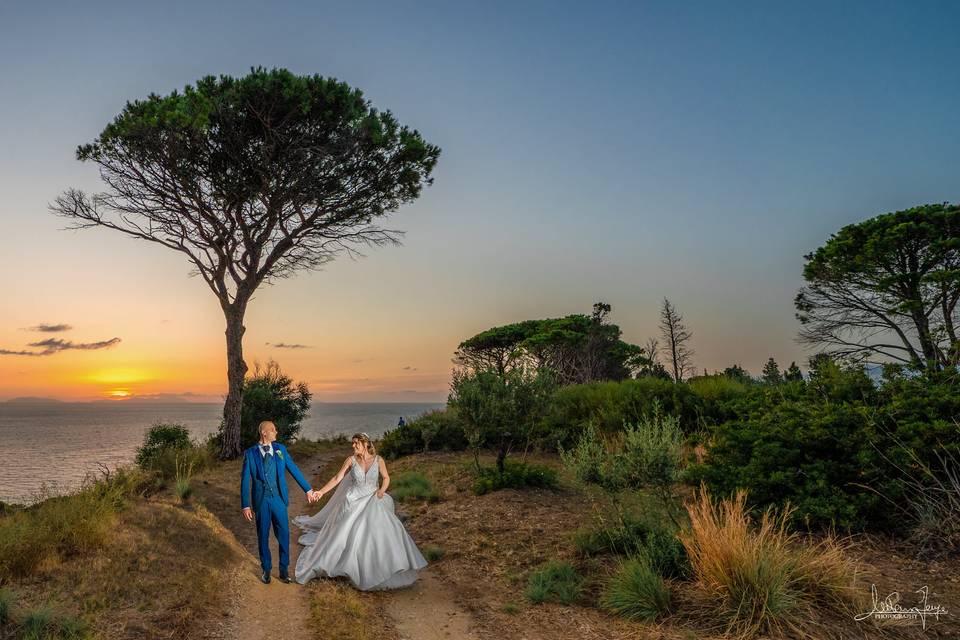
241, 420, 319, 584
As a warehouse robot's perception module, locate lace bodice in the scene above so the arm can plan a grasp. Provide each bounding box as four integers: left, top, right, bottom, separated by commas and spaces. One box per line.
350, 455, 380, 492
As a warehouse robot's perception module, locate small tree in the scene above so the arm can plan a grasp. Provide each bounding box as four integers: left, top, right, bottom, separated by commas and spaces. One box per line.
561, 400, 685, 528
761, 358, 783, 385
659, 298, 695, 382
449, 366, 555, 473
783, 361, 804, 382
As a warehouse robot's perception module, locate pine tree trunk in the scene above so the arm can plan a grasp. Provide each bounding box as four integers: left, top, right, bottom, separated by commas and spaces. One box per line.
219, 309, 248, 459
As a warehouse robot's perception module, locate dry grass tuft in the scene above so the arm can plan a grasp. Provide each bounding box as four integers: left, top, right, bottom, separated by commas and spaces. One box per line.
679, 487, 864, 639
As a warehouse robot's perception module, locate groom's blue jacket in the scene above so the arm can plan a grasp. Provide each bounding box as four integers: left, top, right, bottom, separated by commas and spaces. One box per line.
240, 441, 311, 512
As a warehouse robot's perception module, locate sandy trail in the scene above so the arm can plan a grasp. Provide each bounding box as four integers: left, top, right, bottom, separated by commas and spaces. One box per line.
386, 570, 479, 640
201, 450, 336, 639
202, 448, 479, 640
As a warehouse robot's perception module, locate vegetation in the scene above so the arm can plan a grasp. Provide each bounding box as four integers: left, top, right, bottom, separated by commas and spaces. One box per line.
378, 408, 467, 459
227, 359, 311, 450
524, 561, 583, 605
0, 467, 150, 579
53, 66, 441, 458
471, 460, 558, 495
601, 556, 671, 621
450, 366, 555, 473
453, 302, 650, 384
795, 202, 960, 373
680, 488, 862, 639
390, 471, 440, 503
135, 423, 214, 485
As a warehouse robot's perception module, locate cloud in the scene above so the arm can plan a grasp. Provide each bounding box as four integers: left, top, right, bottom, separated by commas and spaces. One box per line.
25, 323, 73, 333
265, 342, 312, 349
1, 337, 121, 356
402, 365, 419, 371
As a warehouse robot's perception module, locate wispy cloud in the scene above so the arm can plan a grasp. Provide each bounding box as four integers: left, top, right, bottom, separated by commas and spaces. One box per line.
24, 323, 73, 333
1, 337, 121, 356
266, 342, 312, 349
402, 365, 418, 371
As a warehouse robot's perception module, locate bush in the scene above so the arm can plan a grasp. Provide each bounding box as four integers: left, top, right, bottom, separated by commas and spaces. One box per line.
135, 423, 191, 468
538, 377, 706, 451
471, 460, 558, 495
525, 561, 582, 605
573, 516, 653, 557
573, 517, 690, 579
450, 367, 556, 473
390, 472, 440, 503
379, 408, 467, 460
680, 488, 862, 639
211, 359, 311, 452
601, 556, 671, 621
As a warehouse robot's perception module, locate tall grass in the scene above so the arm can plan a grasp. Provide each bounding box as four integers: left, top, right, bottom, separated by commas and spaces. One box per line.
0, 467, 149, 579
601, 555, 671, 621
18, 606, 89, 640
680, 487, 862, 639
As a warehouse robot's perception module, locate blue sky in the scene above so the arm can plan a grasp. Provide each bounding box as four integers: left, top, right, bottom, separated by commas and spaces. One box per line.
0, 1, 957, 400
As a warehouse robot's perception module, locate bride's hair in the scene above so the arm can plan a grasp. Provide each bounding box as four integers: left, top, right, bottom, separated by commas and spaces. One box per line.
351, 432, 376, 457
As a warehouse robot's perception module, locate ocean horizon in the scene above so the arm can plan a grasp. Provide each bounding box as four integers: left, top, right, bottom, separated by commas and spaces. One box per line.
1, 400, 444, 504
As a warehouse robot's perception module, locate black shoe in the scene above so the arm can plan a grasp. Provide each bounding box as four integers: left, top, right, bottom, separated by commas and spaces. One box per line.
278, 569, 292, 584
260, 571, 271, 584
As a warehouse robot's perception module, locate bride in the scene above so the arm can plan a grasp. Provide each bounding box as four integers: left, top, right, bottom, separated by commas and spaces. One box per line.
293, 432, 428, 590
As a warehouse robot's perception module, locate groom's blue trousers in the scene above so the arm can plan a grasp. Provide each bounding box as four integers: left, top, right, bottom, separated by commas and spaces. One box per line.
255, 495, 290, 573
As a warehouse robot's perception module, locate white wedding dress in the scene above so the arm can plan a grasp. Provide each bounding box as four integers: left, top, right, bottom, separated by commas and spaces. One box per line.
293, 455, 428, 590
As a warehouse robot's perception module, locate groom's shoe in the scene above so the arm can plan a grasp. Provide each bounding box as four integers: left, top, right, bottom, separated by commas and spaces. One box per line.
278, 568, 292, 584
260, 571, 271, 584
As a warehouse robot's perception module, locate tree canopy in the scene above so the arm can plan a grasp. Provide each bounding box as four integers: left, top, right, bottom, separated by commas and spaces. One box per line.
795, 203, 960, 372
52, 67, 440, 457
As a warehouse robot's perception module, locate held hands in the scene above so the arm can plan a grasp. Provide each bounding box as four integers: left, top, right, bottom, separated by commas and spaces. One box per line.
306, 489, 322, 503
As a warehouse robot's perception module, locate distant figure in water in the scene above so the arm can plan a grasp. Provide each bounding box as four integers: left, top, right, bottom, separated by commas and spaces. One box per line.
397, 416, 405, 428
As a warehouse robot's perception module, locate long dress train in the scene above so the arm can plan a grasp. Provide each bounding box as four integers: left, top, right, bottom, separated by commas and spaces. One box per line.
293, 455, 427, 590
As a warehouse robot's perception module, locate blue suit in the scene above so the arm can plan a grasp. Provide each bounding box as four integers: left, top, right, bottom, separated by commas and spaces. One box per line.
240, 442, 312, 574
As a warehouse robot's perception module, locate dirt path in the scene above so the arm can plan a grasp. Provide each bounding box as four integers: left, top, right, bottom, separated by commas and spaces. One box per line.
199, 450, 338, 639
200, 448, 480, 640
386, 570, 479, 640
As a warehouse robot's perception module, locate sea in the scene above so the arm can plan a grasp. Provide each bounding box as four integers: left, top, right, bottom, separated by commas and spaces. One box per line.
0, 400, 444, 504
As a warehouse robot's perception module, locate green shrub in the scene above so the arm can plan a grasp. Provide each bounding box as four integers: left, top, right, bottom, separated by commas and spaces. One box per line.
573, 516, 654, 557
390, 472, 440, 503
500, 601, 520, 615
601, 556, 671, 621
422, 545, 445, 561
525, 561, 582, 605
211, 359, 311, 451
143, 440, 213, 485
471, 460, 558, 495
135, 423, 191, 468
538, 378, 706, 451
379, 408, 467, 459
643, 529, 690, 579
573, 518, 689, 578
